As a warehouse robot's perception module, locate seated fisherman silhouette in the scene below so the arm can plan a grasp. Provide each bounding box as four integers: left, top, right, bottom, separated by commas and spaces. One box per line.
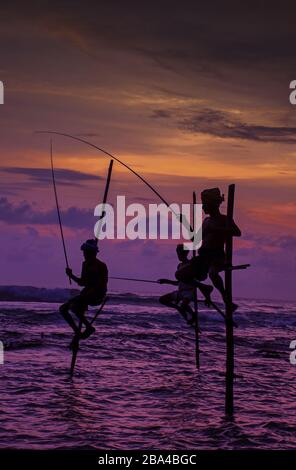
176, 188, 241, 310
59, 239, 108, 344
158, 244, 213, 325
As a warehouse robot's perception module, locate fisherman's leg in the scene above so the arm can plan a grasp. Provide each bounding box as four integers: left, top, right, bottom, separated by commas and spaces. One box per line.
159, 292, 177, 308
209, 271, 238, 312
73, 308, 96, 339
180, 298, 195, 324
72, 307, 92, 328
177, 256, 212, 305
193, 281, 213, 306
209, 272, 226, 301
59, 302, 79, 333
159, 292, 188, 320
70, 297, 96, 338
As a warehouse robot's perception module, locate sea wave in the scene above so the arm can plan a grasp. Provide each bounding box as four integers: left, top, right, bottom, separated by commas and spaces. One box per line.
0, 293, 296, 449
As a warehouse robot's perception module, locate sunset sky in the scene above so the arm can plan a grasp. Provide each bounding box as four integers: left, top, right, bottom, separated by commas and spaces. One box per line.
1, 1, 296, 300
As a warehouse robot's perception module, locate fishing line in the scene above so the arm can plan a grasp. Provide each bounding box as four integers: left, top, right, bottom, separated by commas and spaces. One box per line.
50, 139, 71, 284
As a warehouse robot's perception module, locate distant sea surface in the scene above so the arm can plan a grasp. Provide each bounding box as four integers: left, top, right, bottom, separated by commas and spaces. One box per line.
0, 286, 295, 450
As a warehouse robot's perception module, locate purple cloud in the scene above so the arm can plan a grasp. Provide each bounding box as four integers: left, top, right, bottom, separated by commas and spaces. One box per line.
0, 197, 94, 229
1, 167, 102, 185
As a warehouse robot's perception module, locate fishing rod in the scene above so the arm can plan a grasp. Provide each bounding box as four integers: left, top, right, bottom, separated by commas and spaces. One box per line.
110, 276, 159, 284
50, 139, 72, 285
36, 131, 195, 238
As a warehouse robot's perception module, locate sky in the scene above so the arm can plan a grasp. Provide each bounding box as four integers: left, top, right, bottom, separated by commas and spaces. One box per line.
0, 1, 296, 300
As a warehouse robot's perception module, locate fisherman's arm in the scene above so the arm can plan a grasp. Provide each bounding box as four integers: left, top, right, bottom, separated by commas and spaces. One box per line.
65, 267, 86, 286
210, 219, 241, 237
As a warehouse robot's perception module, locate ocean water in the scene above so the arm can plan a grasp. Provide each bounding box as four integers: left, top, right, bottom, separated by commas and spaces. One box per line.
0, 292, 295, 450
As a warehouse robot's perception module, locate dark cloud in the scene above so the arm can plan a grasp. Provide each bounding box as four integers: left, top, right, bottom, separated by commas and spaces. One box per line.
0, 167, 102, 185
2, 2, 295, 75
0, 197, 94, 228
64, 3, 295, 65
179, 109, 296, 143
150, 109, 171, 119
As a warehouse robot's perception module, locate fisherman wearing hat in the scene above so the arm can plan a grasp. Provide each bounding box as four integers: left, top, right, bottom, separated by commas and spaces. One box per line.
176, 188, 241, 310
59, 239, 108, 342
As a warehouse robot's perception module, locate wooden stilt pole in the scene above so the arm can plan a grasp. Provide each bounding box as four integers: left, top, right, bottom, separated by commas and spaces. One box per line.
225, 184, 235, 415
70, 320, 82, 376
70, 298, 108, 376
70, 159, 113, 376
192, 191, 200, 369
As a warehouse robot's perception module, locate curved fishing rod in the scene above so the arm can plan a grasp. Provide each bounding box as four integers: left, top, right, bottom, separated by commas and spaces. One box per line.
36, 131, 194, 236
38, 131, 171, 206
50, 139, 72, 285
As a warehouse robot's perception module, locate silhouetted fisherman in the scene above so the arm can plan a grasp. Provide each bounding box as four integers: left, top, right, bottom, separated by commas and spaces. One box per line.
158, 244, 213, 324
176, 188, 241, 310
59, 239, 108, 344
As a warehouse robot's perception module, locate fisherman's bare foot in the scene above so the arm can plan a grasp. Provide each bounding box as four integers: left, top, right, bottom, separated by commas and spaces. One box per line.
176, 306, 188, 322
223, 299, 239, 313
231, 303, 238, 313
187, 315, 194, 325
80, 326, 96, 340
